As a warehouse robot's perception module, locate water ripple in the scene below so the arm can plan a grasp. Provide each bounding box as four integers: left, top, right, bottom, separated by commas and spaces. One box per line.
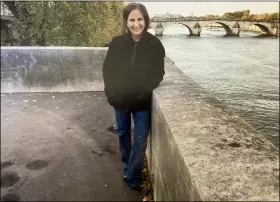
159, 34, 279, 147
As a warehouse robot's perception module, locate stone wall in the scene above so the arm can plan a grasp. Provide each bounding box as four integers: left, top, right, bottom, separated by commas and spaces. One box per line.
1, 47, 107, 93
146, 58, 279, 201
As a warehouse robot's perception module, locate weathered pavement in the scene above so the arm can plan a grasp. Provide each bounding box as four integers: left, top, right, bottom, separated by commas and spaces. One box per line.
1, 92, 143, 201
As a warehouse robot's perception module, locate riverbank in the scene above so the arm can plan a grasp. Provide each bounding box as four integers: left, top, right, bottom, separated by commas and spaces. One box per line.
158, 35, 279, 148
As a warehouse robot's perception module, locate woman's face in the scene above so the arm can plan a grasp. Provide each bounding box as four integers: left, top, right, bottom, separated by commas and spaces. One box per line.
126, 9, 145, 37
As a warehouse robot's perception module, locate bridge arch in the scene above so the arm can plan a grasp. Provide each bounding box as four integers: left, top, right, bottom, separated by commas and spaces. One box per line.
213, 22, 232, 34
150, 22, 192, 36
180, 24, 192, 35
163, 23, 192, 35
252, 23, 271, 35
200, 22, 230, 36
199, 21, 241, 36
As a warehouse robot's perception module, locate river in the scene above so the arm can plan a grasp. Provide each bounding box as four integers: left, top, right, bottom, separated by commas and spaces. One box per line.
149, 26, 279, 147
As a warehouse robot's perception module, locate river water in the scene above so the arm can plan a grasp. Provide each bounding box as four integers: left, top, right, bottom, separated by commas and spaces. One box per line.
149, 26, 279, 147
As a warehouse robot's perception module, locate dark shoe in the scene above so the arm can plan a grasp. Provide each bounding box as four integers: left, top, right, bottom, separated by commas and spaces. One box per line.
127, 183, 145, 192
123, 174, 127, 181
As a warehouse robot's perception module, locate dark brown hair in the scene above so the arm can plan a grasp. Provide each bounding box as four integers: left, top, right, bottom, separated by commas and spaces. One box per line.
122, 3, 150, 35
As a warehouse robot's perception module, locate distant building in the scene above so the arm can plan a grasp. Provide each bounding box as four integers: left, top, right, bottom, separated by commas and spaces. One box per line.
152, 12, 184, 19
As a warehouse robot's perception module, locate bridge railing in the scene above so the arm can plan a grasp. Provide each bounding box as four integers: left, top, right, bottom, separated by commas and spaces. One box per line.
150, 17, 280, 23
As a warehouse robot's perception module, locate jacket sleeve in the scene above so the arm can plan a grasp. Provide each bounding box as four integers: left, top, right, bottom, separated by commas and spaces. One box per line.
145, 41, 165, 92
102, 37, 117, 97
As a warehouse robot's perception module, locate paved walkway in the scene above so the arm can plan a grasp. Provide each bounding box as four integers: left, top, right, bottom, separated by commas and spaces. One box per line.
1, 92, 143, 201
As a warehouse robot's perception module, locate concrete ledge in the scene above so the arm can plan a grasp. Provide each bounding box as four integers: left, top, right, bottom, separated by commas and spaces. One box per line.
147, 59, 279, 201
1, 47, 107, 93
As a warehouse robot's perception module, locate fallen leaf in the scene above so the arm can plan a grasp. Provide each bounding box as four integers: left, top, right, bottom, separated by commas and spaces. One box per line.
143, 196, 148, 201
107, 125, 117, 133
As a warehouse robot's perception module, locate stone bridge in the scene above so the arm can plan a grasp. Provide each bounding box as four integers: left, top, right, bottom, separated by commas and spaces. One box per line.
150, 18, 280, 37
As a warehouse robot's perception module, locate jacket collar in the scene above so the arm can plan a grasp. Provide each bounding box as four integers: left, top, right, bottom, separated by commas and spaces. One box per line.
125, 32, 153, 45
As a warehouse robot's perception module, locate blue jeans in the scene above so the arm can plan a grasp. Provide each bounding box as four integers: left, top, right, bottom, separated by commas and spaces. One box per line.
114, 108, 151, 187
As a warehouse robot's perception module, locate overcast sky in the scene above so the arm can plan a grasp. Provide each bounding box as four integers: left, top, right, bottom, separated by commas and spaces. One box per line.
136, 2, 279, 17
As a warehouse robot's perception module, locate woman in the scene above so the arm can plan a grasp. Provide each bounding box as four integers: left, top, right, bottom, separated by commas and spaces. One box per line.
102, 3, 165, 191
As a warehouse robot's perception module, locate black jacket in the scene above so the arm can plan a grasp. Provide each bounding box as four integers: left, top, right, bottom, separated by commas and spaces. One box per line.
102, 32, 165, 111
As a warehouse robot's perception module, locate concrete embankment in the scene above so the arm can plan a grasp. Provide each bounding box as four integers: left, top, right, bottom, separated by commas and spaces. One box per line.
147, 57, 279, 201
1, 47, 279, 201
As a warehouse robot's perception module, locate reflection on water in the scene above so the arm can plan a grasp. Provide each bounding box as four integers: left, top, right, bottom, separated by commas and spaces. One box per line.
153, 26, 279, 147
